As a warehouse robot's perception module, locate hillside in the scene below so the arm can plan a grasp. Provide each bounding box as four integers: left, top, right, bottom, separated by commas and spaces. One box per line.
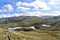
0, 28, 60, 40
0, 16, 44, 29
0, 16, 43, 24
0, 16, 60, 31
0, 16, 60, 40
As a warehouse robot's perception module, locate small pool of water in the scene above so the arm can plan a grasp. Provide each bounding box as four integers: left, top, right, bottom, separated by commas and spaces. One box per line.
8, 28, 17, 30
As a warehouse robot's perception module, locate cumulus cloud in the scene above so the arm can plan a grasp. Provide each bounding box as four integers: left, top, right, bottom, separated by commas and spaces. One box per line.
15, 0, 60, 17
0, 10, 3, 12
22, 2, 29, 6
29, 0, 51, 10
0, 4, 13, 12
0, 0, 60, 18
16, 2, 22, 6
2, 4, 13, 12
21, 11, 60, 16
48, 0, 60, 5
16, 0, 51, 10
14, 0, 52, 17
0, 11, 60, 18
52, 11, 60, 16
0, 13, 23, 18
22, 11, 42, 16
17, 7, 30, 11
41, 11, 60, 16
16, 2, 30, 11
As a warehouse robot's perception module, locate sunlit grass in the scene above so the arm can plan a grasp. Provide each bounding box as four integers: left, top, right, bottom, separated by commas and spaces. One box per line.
0, 28, 60, 40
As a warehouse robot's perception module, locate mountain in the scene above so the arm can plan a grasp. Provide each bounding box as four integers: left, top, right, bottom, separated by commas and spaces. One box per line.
41, 16, 55, 19
0, 16, 43, 24
0, 16, 60, 25
0, 16, 60, 31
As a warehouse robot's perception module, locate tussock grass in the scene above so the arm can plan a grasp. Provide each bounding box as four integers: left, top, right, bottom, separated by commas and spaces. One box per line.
0, 28, 7, 40
0, 28, 60, 40
8, 30, 60, 40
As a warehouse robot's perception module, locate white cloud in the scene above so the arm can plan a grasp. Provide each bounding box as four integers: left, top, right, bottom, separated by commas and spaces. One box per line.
1, 0, 60, 18
41, 11, 60, 16
22, 11, 42, 16
12, 13, 23, 17
29, 0, 51, 10
16, 2, 30, 11
0, 14, 11, 18
0, 11, 60, 18
21, 11, 60, 16
48, 0, 60, 5
52, 11, 60, 16
16, 2, 22, 6
22, 11, 53, 17
0, 13, 23, 18
17, 7, 30, 11
15, 1, 60, 17
22, 2, 29, 6
0, 10, 3, 12
16, 0, 51, 10
25, 0, 51, 10
2, 4, 13, 12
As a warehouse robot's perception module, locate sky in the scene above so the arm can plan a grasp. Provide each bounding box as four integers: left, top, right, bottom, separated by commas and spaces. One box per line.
0, 0, 60, 18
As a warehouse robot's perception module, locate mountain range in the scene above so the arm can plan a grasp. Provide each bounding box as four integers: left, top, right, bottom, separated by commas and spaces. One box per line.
0, 16, 60, 31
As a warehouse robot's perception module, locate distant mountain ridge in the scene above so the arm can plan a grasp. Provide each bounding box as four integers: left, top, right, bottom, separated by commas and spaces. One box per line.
0, 16, 60, 25
41, 16, 54, 19
0, 16, 43, 24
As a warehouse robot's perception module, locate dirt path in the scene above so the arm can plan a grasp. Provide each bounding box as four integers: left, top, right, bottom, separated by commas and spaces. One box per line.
6, 33, 10, 40
0, 28, 10, 40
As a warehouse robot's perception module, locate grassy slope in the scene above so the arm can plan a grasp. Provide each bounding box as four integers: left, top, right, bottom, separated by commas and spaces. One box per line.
0, 28, 8, 40
0, 28, 60, 40
9, 30, 60, 40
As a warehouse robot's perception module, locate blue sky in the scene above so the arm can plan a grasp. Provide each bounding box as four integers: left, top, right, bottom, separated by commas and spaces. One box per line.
0, 0, 60, 18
